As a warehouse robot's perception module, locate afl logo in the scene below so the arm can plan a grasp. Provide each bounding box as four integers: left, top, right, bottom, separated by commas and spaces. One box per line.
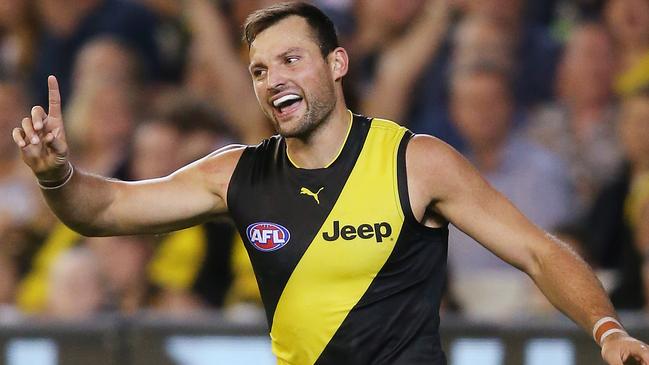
246, 222, 291, 252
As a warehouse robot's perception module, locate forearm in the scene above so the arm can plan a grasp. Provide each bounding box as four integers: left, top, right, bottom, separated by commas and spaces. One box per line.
38, 163, 118, 236
187, 0, 271, 143
530, 234, 618, 335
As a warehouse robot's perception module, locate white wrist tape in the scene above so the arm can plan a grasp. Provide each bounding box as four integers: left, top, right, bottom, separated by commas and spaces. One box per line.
599, 329, 628, 345
592, 316, 627, 345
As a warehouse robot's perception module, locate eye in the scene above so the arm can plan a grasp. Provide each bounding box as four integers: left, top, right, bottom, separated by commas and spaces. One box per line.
286, 56, 299, 64
252, 68, 266, 79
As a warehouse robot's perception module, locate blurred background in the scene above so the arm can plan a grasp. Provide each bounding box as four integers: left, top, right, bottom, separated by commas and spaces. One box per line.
1, 0, 649, 364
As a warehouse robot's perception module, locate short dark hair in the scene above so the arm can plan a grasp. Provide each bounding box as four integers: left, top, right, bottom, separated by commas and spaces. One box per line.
243, 2, 339, 58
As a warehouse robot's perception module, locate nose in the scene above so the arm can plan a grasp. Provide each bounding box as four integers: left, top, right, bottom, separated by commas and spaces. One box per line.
266, 67, 288, 92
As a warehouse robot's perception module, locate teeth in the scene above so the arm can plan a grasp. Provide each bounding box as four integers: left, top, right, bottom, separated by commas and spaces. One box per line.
273, 94, 301, 107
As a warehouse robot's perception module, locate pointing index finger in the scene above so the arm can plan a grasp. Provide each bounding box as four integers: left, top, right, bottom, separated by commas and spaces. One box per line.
48, 75, 62, 119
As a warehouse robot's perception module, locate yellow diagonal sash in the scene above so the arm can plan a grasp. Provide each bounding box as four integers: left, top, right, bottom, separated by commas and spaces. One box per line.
271, 121, 407, 365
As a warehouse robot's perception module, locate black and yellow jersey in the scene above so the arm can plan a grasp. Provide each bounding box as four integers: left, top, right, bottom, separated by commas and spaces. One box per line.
228, 112, 449, 365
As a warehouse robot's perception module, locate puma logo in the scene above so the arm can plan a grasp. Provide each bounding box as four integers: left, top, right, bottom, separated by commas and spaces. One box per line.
300, 187, 324, 204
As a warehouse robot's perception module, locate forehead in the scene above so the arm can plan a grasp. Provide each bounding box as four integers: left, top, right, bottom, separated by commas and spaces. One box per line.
249, 16, 319, 61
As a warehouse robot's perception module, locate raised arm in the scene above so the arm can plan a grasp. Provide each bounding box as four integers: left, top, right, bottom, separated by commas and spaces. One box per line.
406, 135, 649, 365
12, 76, 243, 236
183, 0, 272, 144
361, 0, 452, 121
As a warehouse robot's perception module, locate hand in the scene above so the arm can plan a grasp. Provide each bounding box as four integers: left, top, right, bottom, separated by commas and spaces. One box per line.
12, 75, 69, 181
601, 332, 649, 365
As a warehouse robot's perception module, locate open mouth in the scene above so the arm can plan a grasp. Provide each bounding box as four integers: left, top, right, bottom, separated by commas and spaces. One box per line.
272, 94, 303, 115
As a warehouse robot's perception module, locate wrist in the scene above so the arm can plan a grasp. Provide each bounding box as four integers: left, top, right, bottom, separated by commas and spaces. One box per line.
36, 161, 74, 190
593, 316, 628, 346
600, 330, 629, 347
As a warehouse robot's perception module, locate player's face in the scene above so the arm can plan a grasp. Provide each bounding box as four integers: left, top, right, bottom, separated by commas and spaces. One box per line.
249, 16, 337, 138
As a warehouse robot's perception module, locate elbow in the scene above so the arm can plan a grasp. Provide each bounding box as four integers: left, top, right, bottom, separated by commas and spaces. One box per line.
61, 216, 115, 237
63, 221, 105, 237
525, 233, 577, 281
525, 250, 544, 281
522, 234, 555, 280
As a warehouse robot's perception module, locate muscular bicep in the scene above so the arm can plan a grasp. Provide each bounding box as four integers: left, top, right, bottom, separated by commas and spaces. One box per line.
407, 135, 547, 272
95, 146, 244, 235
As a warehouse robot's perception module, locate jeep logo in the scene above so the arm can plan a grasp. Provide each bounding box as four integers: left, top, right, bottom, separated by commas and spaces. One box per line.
322, 221, 392, 243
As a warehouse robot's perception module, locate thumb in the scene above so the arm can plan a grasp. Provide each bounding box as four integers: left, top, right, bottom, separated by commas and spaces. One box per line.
44, 127, 68, 157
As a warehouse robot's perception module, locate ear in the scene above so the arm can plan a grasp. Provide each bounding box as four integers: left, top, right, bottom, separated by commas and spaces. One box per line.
328, 47, 349, 81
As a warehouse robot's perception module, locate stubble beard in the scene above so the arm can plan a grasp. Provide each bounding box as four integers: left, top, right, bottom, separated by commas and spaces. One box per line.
272, 85, 336, 140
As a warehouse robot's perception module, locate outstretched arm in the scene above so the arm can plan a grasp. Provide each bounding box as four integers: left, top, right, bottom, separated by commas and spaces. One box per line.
406, 135, 649, 365
12, 76, 243, 237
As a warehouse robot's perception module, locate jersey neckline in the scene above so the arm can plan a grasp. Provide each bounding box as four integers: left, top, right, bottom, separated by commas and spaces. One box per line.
284, 110, 355, 170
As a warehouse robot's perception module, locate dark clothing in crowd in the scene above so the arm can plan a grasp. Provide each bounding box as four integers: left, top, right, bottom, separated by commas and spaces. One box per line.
29, 0, 160, 106
585, 167, 646, 309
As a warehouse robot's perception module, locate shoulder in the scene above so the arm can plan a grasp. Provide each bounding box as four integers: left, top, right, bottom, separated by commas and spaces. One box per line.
405, 134, 481, 201
406, 134, 466, 172
172, 144, 247, 193
195, 144, 248, 176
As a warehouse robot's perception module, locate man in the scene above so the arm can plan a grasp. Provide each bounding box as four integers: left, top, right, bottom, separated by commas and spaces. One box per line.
447, 63, 574, 319
11, 2, 649, 365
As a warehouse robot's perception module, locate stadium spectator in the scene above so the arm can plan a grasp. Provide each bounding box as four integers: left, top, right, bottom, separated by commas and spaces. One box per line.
451, 15, 516, 73
123, 95, 261, 315
0, 0, 37, 79
528, 22, 623, 215
585, 92, 649, 311
342, 0, 462, 146
13, 40, 140, 315
605, 0, 649, 96
447, 63, 575, 319
71, 37, 141, 92
404, 0, 560, 148
86, 236, 153, 314
461, 0, 562, 106
0, 81, 42, 230
45, 247, 107, 319
357, 0, 452, 123
65, 81, 137, 175
182, 0, 272, 144
29, 0, 160, 106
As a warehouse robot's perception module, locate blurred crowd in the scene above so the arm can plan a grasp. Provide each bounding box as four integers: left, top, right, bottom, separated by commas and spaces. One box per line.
0, 0, 648, 324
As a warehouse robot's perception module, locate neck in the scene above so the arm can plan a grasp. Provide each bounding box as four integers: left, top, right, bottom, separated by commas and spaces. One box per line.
285, 103, 351, 169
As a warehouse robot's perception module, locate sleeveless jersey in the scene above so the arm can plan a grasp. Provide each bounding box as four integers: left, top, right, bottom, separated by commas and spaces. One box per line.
228, 113, 449, 365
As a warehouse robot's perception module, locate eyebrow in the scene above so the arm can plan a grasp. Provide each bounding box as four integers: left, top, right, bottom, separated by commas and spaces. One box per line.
249, 47, 305, 72
277, 47, 303, 59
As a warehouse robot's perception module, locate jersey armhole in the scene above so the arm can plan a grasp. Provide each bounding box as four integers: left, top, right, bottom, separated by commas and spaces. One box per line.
396, 131, 448, 236
225, 146, 254, 211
